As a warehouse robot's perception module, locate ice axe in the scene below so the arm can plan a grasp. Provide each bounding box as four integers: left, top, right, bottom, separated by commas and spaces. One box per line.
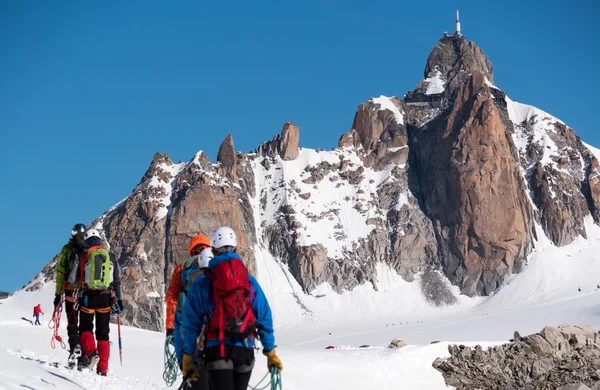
117, 314, 123, 366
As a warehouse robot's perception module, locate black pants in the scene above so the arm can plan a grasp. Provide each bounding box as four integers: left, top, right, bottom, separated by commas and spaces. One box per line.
183, 356, 209, 390
204, 346, 254, 390
78, 290, 111, 341
64, 290, 79, 351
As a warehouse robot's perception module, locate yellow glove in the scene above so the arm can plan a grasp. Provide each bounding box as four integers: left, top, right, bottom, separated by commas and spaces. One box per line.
263, 349, 283, 372
182, 354, 199, 380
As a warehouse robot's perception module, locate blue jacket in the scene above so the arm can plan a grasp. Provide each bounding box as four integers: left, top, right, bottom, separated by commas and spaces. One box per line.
181, 252, 276, 355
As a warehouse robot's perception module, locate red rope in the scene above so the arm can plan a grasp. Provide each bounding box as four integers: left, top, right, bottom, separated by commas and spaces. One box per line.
48, 294, 66, 350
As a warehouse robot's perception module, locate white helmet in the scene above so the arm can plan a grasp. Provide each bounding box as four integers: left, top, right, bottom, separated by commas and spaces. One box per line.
197, 248, 214, 269
84, 229, 101, 241
210, 226, 237, 249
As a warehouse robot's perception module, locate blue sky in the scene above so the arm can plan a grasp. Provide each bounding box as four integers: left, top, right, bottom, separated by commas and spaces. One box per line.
0, 0, 597, 293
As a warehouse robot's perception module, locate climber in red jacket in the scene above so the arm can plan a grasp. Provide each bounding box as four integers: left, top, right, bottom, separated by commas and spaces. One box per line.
33, 304, 44, 325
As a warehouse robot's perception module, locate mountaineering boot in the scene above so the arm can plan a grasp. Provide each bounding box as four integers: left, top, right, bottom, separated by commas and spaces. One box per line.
87, 350, 100, 372
77, 355, 88, 371
67, 344, 82, 369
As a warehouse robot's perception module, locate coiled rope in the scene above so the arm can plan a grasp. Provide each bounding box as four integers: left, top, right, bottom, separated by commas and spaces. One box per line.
163, 335, 181, 386
248, 367, 282, 390
48, 293, 66, 350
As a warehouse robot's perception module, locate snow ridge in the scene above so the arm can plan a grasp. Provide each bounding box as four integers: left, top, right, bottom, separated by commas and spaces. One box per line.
370, 96, 404, 125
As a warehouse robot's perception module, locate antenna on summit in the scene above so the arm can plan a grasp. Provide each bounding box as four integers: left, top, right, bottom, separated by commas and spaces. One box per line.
455, 9, 461, 36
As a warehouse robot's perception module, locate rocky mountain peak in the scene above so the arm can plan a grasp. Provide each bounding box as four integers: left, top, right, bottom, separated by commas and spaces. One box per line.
279, 122, 300, 161
216, 134, 238, 182
338, 96, 408, 168
420, 35, 493, 98
138, 152, 174, 185
255, 122, 301, 161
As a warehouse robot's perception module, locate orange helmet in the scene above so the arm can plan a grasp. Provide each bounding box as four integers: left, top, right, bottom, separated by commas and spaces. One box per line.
188, 235, 210, 255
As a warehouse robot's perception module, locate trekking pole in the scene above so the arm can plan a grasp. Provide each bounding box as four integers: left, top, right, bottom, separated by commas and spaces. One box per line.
117, 314, 123, 366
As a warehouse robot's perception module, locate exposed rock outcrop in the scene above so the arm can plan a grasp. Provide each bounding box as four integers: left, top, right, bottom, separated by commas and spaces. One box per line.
410, 70, 534, 296
433, 324, 600, 390
217, 134, 238, 182
338, 96, 407, 168
279, 122, 300, 161
424, 35, 494, 96
256, 122, 300, 162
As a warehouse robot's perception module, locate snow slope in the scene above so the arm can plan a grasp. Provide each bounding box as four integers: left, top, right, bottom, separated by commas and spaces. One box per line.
4, 224, 600, 389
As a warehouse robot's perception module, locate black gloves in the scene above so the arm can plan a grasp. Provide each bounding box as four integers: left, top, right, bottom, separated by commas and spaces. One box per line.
112, 299, 124, 314
53, 295, 61, 308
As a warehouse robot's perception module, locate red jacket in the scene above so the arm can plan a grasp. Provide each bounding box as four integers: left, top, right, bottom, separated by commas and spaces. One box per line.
33, 305, 44, 315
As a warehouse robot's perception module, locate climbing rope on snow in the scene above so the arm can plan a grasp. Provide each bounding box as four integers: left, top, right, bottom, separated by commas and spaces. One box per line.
248, 367, 282, 390
48, 293, 66, 350
163, 335, 181, 386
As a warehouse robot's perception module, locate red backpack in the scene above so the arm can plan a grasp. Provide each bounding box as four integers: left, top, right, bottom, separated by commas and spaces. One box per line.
204, 256, 257, 357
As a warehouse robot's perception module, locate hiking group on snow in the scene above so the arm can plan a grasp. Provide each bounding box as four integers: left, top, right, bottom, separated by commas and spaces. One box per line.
51, 223, 282, 390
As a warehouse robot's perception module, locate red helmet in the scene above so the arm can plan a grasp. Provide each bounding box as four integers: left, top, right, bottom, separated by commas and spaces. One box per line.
188, 235, 210, 255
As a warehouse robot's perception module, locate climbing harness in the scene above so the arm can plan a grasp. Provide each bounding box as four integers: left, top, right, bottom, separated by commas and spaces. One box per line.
248, 367, 282, 390
48, 293, 66, 350
163, 335, 181, 386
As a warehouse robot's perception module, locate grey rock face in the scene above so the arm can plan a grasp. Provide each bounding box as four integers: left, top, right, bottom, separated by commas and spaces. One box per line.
507, 107, 598, 246
433, 324, 600, 390
424, 35, 494, 96
338, 96, 407, 166
408, 71, 534, 296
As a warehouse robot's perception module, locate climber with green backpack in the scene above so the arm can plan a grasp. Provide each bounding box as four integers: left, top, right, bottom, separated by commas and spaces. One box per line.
77, 228, 123, 376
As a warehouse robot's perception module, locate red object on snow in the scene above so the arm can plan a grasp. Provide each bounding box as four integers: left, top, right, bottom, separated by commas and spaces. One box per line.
97, 340, 110, 374
33, 305, 44, 315
325, 345, 335, 350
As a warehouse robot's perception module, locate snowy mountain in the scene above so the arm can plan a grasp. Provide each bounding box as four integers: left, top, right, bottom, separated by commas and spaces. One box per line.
25, 33, 600, 334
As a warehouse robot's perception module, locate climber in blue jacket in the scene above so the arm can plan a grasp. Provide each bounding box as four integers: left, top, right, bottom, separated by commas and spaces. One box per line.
180, 226, 282, 390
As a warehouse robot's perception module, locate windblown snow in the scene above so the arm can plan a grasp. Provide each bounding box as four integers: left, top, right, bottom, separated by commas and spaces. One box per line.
506, 95, 564, 166
252, 147, 401, 260
370, 95, 404, 125
424, 70, 445, 95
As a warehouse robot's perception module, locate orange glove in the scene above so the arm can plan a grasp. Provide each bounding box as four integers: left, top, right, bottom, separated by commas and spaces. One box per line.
263, 349, 283, 371
182, 354, 199, 380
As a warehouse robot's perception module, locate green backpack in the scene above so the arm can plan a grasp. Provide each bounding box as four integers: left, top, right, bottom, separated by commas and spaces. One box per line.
83, 247, 114, 289
176, 257, 205, 316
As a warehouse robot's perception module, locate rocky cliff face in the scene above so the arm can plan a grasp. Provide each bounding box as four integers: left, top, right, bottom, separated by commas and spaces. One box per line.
409, 71, 534, 296
26, 33, 600, 330
433, 324, 600, 390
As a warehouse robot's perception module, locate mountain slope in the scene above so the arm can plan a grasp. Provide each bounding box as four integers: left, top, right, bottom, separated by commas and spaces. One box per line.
25, 32, 600, 332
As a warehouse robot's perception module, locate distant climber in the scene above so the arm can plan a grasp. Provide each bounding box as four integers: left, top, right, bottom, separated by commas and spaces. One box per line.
33, 304, 44, 325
